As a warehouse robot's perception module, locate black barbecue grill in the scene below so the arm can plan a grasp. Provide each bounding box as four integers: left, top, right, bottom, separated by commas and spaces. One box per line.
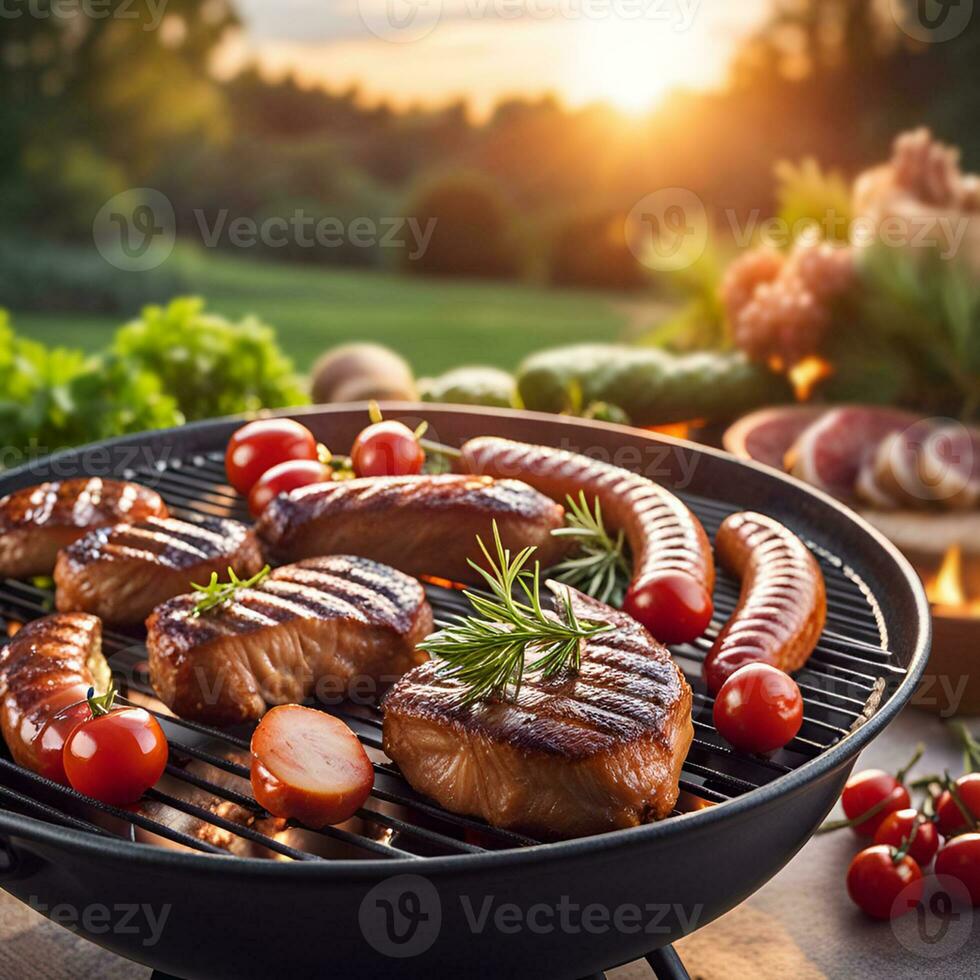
0, 405, 931, 980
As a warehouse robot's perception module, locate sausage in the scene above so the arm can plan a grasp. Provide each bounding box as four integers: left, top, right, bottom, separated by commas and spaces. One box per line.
0, 614, 111, 782
255, 474, 569, 585
250, 705, 374, 827
703, 512, 826, 694
459, 437, 715, 644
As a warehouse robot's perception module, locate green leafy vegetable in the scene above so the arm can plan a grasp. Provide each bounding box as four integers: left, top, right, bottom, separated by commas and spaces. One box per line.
0, 311, 182, 460
847, 245, 980, 418
112, 297, 308, 422
419, 522, 611, 704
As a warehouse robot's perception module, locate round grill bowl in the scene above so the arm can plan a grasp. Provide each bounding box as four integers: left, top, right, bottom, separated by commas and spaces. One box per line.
0, 405, 931, 980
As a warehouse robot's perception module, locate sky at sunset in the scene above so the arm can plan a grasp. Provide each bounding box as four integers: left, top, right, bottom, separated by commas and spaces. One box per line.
220, 1, 770, 116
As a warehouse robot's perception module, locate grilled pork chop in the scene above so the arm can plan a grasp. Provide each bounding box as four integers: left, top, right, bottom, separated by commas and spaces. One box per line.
382, 586, 693, 839
0, 478, 168, 580
147, 556, 433, 726
54, 517, 265, 627
255, 474, 569, 584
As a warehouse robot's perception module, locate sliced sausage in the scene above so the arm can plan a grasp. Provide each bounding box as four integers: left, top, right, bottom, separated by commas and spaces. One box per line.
250, 705, 374, 827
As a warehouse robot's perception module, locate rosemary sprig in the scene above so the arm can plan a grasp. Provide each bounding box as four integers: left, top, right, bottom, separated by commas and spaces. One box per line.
550, 492, 631, 606
191, 565, 270, 616
420, 522, 611, 704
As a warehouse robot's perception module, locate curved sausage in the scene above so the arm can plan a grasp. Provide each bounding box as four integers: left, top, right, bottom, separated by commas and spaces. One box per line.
459, 437, 715, 644
0, 614, 111, 782
703, 512, 826, 694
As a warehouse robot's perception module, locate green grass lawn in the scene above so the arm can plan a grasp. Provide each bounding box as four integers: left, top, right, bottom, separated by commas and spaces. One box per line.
14, 249, 635, 376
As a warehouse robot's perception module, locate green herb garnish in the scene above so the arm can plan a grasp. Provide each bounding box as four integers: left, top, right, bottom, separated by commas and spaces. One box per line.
85, 681, 118, 717
549, 492, 631, 606
420, 522, 611, 704
191, 565, 270, 616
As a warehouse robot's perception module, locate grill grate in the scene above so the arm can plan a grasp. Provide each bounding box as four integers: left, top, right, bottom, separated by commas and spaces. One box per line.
0, 450, 906, 862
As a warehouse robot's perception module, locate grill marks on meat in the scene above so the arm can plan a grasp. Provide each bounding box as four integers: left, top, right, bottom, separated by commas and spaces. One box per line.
460, 437, 714, 593
382, 587, 693, 839
147, 556, 433, 726
709, 512, 826, 677
54, 517, 264, 626
0, 478, 168, 579
0, 613, 110, 778
255, 474, 569, 584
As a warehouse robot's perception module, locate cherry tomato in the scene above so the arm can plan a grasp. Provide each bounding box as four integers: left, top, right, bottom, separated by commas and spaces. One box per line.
712, 663, 803, 754
934, 833, 980, 906
935, 773, 980, 837
64, 707, 168, 806
248, 459, 330, 517
350, 420, 425, 478
846, 845, 923, 920
624, 571, 714, 646
225, 419, 318, 495
873, 809, 940, 868
703, 645, 777, 696
841, 769, 911, 837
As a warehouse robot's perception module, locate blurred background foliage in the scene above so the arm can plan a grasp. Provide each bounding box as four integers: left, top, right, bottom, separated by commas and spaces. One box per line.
0, 0, 978, 412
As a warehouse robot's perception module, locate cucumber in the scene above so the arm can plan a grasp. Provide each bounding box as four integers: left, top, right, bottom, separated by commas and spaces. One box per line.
517, 345, 793, 425
419, 366, 517, 409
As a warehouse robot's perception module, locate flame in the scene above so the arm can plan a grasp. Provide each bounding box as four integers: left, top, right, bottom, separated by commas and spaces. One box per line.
789, 357, 834, 402
645, 421, 704, 440
926, 546, 980, 617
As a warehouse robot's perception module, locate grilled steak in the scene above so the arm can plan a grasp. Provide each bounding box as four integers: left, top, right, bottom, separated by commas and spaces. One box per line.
0, 613, 110, 781
0, 478, 168, 580
54, 517, 264, 627
255, 474, 569, 584
382, 586, 693, 839
147, 556, 433, 726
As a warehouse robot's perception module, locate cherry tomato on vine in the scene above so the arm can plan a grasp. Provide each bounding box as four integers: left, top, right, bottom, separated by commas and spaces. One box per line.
624, 571, 713, 646
63, 688, 168, 806
248, 459, 330, 517
351, 420, 425, 478
935, 773, 980, 837
846, 845, 923, 920
841, 769, 911, 837
711, 663, 803, 754
873, 809, 940, 868
225, 419, 318, 495
934, 833, 980, 906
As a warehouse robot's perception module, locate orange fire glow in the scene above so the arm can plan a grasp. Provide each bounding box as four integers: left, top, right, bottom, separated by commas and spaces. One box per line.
645, 421, 703, 440
789, 357, 834, 402
926, 546, 980, 618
